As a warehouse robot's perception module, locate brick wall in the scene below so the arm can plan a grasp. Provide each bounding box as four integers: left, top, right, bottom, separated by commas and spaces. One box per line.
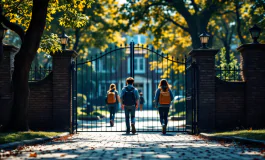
1, 45, 76, 131
52, 51, 76, 131
215, 78, 245, 130
0, 45, 18, 128
28, 73, 53, 130
238, 44, 265, 128
189, 49, 219, 132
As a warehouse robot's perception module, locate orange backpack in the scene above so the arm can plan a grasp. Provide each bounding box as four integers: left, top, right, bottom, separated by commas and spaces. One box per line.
159, 89, 171, 104
107, 91, 116, 104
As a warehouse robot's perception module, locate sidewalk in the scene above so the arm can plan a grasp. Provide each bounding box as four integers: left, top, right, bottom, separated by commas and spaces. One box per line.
2, 132, 264, 159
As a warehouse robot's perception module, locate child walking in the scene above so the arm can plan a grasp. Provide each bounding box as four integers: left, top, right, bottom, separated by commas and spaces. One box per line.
120, 77, 139, 134
106, 84, 120, 127
139, 92, 145, 111
154, 79, 174, 134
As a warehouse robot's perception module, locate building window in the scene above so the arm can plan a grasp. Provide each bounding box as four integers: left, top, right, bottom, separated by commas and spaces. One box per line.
139, 58, 144, 70
97, 59, 115, 73
128, 57, 145, 73
140, 35, 146, 44
126, 34, 146, 44
99, 83, 107, 96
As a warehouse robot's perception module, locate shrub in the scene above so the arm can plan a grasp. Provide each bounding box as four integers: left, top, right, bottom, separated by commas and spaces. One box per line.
77, 93, 87, 107
174, 98, 185, 112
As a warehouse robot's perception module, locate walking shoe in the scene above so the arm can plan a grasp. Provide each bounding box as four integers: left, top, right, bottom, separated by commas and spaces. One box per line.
110, 120, 114, 127
126, 129, 130, 134
131, 123, 136, 134
162, 125, 166, 134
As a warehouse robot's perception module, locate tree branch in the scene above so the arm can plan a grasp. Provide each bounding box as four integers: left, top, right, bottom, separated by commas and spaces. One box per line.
165, 17, 189, 33
0, 15, 25, 43
235, 1, 245, 44
0, 5, 25, 42
21, 0, 49, 57
191, 0, 199, 14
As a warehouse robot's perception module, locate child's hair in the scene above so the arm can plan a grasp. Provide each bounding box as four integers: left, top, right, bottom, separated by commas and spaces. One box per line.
108, 83, 117, 92
158, 79, 170, 91
126, 77, 134, 85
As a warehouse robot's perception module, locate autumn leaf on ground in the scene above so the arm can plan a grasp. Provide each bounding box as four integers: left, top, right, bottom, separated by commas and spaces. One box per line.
29, 152, 37, 157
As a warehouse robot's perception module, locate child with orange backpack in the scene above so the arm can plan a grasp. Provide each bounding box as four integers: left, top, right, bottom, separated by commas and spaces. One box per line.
106, 84, 120, 127
154, 79, 174, 134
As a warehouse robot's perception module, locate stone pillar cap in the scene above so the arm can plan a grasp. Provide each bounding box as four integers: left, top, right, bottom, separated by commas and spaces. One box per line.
52, 50, 78, 58
237, 44, 265, 52
188, 49, 219, 57
3, 44, 19, 53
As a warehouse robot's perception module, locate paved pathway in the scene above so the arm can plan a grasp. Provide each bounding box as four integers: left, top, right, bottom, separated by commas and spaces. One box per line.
2, 132, 265, 159
78, 110, 185, 132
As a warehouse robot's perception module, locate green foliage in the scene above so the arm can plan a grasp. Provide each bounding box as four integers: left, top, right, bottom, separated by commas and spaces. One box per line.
77, 93, 87, 107
172, 98, 186, 116
0, 131, 61, 144
77, 107, 109, 119
39, 33, 62, 53
215, 47, 241, 81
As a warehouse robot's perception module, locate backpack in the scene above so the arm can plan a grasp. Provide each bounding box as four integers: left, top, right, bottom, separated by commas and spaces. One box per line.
107, 91, 117, 104
123, 87, 135, 106
159, 89, 171, 104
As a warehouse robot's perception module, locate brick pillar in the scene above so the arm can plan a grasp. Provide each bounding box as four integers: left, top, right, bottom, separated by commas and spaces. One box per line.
237, 44, 265, 128
52, 50, 77, 131
0, 45, 18, 127
188, 49, 219, 132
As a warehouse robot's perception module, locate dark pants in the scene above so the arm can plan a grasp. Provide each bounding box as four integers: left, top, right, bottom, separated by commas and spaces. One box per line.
158, 107, 170, 126
109, 105, 116, 121
124, 106, 136, 131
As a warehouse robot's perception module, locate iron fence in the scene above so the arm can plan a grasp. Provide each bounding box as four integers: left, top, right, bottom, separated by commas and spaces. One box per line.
29, 66, 52, 82
73, 43, 187, 132
215, 66, 243, 82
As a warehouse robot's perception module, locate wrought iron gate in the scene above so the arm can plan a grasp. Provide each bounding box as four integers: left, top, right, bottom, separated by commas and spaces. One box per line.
72, 42, 188, 132
185, 56, 198, 134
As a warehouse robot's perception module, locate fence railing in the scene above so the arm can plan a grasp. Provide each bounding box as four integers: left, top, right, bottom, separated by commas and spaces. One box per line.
29, 66, 52, 82
215, 66, 243, 82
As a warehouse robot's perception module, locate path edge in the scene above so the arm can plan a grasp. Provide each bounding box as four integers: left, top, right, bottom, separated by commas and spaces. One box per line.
0, 132, 70, 150
199, 133, 265, 145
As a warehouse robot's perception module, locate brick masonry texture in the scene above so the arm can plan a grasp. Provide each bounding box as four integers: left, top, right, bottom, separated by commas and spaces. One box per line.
0, 46, 76, 131
238, 44, 265, 129
28, 73, 53, 130
4, 132, 265, 159
0, 45, 18, 128
189, 49, 219, 132
215, 78, 245, 130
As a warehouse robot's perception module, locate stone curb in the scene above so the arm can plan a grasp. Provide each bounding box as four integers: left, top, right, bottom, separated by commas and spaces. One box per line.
0, 132, 69, 150
199, 133, 265, 146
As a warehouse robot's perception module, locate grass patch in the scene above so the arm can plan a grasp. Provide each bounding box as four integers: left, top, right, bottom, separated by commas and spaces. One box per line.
77, 107, 110, 119
0, 131, 61, 144
210, 129, 265, 141
170, 111, 186, 117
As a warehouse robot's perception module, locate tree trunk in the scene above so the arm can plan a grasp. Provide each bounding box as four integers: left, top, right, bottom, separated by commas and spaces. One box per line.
235, 2, 245, 44
8, 0, 49, 131
186, 14, 212, 49
73, 28, 80, 51
225, 44, 231, 64
0, 41, 3, 65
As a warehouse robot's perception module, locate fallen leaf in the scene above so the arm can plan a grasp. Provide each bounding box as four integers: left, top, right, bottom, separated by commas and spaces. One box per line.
29, 152, 37, 157
60, 154, 66, 157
